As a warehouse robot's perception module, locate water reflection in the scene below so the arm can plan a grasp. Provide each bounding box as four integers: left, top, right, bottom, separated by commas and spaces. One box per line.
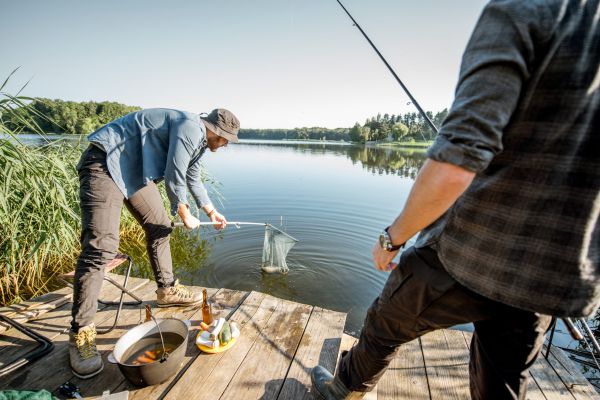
238, 141, 427, 178
346, 146, 426, 178
117, 228, 212, 285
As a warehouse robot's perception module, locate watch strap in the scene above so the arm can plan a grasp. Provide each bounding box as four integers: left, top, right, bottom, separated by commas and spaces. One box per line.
385, 227, 404, 251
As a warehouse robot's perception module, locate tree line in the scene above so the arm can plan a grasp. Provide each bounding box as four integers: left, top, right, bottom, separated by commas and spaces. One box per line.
3, 97, 448, 143
3, 98, 141, 135
348, 110, 448, 143
240, 127, 350, 141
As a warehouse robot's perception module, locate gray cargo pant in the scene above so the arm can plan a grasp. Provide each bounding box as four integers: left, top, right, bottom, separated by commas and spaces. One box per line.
339, 246, 552, 400
71, 145, 174, 332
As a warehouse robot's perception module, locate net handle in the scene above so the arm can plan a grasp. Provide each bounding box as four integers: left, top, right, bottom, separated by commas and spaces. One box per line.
171, 221, 265, 228
171, 221, 298, 241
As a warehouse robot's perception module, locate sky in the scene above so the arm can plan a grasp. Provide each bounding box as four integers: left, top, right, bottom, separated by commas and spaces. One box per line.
1, 0, 488, 129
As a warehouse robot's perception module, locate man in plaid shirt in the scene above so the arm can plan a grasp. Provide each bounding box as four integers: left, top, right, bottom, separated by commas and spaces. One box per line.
312, 0, 600, 398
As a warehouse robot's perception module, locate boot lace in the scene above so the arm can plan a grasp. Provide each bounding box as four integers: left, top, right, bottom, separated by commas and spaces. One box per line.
173, 280, 193, 299
76, 328, 98, 360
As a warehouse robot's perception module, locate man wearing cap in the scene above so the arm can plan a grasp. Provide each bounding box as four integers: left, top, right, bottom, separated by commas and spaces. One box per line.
68, 107, 240, 378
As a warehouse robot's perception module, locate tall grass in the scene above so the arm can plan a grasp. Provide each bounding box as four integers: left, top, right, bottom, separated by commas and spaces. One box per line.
0, 70, 84, 304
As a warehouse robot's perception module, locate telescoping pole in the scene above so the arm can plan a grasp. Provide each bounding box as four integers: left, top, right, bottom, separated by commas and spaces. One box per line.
335, 0, 438, 135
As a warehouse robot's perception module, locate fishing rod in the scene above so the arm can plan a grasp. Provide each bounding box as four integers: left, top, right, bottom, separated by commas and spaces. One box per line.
336, 0, 596, 347
335, 0, 438, 135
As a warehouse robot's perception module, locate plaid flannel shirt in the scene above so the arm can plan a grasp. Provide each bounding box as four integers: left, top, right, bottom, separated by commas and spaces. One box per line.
416, 0, 600, 317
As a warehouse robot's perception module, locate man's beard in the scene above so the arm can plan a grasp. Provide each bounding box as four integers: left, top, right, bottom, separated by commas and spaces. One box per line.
207, 137, 219, 151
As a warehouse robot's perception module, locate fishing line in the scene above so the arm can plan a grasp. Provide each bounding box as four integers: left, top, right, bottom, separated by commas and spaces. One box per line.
335, 0, 438, 135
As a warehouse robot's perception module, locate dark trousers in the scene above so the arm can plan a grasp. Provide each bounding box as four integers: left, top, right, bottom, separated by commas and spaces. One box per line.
339, 246, 552, 400
71, 145, 174, 331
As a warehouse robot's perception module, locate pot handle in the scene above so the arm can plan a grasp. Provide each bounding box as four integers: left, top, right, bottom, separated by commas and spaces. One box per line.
107, 352, 118, 364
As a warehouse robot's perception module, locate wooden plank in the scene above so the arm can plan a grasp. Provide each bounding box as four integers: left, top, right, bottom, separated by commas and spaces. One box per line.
0, 275, 149, 366
122, 288, 248, 400
544, 346, 599, 399
38, 273, 149, 337
0, 286, 71, 316
164, 291, 272, 400
68, 286, 226, 398
339, 333, 357, 356
527, 377, 550, 400
0, 275, 148, 351
0, 273, 148, 335
461, 330, 548, 400
0, 282, 158, 393
219, 296, 313, 400
277, 307, 346, 400
332, 334, 378, 400
421, 329, 471, 399
529, 352, 576, 400
0, 330, 39, 361
378, 338, 430, 400
0, 287, 72, 333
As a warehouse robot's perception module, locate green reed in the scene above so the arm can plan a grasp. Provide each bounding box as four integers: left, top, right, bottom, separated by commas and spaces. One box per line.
0, 70, 79, 303
0, 70, 219, 305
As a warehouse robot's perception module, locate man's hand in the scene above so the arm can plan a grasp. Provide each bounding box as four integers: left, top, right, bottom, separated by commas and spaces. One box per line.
372, 241, 399, 271
209, 209, 227, 230
369, 159, 475, 272
177, 203, 200, 229
182, 214, 201, 229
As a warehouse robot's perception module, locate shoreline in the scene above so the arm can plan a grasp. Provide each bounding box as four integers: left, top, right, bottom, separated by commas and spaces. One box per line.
3, 133, 433, 149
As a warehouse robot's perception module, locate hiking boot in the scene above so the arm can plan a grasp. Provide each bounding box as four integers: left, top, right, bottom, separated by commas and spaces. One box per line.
156, 279, 202, 307
69, 323, 103, 379
311, 365, 365, 400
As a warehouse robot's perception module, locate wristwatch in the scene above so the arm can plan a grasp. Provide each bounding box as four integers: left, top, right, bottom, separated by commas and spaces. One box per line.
379, 227, 404, 252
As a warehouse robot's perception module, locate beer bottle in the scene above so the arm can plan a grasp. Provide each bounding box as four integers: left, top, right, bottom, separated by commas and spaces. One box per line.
201, 288, 213, 324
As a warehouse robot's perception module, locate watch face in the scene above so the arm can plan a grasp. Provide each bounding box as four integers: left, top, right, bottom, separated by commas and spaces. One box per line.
379, 232, 387, 249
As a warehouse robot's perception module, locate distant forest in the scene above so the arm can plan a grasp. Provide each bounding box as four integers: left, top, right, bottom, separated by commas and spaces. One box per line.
3, 98, 448, 143
3, 98, 141, 135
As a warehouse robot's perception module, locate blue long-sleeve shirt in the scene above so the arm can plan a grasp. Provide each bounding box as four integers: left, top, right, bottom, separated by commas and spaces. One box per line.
87, 108, 212, 215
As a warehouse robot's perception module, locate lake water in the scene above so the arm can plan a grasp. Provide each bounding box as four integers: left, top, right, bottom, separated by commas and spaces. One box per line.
167, 140, 426, 336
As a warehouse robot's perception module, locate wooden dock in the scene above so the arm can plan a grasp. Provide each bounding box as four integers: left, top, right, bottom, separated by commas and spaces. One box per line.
0, 274, 598, 399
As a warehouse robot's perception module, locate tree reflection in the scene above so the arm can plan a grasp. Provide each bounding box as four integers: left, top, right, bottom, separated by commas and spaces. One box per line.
241, 142, 427, 178
118, 228, 212, 283
345, 146, 426, 178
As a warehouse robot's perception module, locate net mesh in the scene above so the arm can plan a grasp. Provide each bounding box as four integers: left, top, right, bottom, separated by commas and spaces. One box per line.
261, 224, 298, 273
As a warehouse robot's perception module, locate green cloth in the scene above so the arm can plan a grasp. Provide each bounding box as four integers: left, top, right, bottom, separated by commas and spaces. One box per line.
0, 390, 57, 400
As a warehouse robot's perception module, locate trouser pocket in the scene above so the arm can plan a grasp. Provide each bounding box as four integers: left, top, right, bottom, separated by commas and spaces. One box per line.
379, 246, 456, 317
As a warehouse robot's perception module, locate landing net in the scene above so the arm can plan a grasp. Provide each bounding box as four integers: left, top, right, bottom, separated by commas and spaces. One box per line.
261, 224, 298, 274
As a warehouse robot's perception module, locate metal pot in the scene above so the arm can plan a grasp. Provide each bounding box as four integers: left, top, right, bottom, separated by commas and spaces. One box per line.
108, 318, 189, 386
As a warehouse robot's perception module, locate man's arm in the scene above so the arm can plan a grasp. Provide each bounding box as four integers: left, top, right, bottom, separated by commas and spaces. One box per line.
372, 159, 475, 271
165, 118, 203, 229
186, 158, 227, 229
372, 1, 550, 270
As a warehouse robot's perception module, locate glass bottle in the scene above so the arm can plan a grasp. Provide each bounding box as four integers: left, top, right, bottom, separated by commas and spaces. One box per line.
201, 288, 213, 324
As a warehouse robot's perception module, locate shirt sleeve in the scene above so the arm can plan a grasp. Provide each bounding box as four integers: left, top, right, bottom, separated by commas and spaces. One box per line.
186, 148, 213, 211
428, 0, 552, 173
164, 118, 204, 216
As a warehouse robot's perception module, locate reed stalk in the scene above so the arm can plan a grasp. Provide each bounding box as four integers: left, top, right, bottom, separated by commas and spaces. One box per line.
0, 69, 216, 305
